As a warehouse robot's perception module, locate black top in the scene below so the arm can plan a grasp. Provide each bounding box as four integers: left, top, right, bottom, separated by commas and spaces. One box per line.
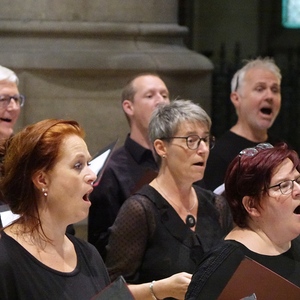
185, 238, 300, 300
105, 185, 233, 287
199, 131, 281, 191
0, 231, 110, 300
88, 134, 158, 259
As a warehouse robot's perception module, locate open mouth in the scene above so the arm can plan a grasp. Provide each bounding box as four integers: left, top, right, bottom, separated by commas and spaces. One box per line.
260, 108, 272, 115
194, 162, 204, 167
0, 118, 12, 123
293, 206, 300, 214
83, 193, 89, 202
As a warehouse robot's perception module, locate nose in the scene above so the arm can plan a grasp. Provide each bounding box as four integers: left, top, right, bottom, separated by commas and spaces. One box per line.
292, 180, 300, 197
265, 88, 276, 101
196, 139, 209, 154
155, 92, 168, 103
86, 168, 97, 184
6, 98, 19, 110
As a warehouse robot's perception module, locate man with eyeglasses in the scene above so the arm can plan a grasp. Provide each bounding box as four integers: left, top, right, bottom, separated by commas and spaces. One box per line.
0, 65, 25, 210
88, 73, 170, 259
199, 57, 282, 192
0, 65, 25, 141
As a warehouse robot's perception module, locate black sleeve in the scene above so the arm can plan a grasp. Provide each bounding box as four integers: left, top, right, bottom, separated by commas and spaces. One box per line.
105, 195, 155, 283
88, 166, 124, 259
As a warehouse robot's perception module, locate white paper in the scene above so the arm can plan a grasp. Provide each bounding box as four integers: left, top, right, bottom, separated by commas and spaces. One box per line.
214, 183, 225, 195
1, 210, 20, 227
89, 149, 111, 175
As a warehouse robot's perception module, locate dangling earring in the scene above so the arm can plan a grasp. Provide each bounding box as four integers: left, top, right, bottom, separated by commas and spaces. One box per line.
42, 188, 48, 197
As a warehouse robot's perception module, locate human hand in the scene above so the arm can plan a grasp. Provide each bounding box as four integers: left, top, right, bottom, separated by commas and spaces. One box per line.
157, 272, 192, 300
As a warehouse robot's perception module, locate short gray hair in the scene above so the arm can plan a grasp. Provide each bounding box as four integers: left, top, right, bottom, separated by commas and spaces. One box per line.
231, 57, 281, 93
149, 99, 211, 164
0, 65, 19, 85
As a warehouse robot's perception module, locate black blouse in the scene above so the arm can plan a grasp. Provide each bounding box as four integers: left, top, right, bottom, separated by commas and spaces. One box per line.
105, 185, 233, 285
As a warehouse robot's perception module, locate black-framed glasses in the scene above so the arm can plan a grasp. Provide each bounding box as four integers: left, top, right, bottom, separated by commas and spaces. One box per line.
0, 94, 25, 108
161, 135, 215, 150
268, 176, 300, 195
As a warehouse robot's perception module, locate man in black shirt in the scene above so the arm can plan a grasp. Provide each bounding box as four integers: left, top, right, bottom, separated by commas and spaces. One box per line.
88, 73, 170, 259
199, 57, 282, 191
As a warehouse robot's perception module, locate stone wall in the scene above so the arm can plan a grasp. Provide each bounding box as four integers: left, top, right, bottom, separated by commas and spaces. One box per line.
0, 0, 213, 155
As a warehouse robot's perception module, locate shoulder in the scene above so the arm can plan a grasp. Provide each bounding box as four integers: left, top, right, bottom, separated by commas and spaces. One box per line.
291, 236, 300, 252
212, 131, 257, 153
194, 185, 227, 207
0, 232, 15, 266
193, 185, 214, 198
113, 188, 155, 220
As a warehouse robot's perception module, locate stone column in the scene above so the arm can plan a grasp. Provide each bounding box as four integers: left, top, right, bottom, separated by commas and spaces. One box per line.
0, 0, 213, 154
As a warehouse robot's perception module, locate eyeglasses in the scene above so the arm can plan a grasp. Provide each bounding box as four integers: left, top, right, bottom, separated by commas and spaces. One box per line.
237, 143, 274, 195
235, 75, 239, 91
268, 176, 300, 195
161, 135, 215, 150
238, 143, 273, 170
239, 143, 274, 158
0, 94, 25, 108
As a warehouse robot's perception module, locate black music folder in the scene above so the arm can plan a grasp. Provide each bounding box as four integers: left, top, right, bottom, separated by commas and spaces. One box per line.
217, 256, 300, 300
91, 276, 134, 300
89, 138, 118, 187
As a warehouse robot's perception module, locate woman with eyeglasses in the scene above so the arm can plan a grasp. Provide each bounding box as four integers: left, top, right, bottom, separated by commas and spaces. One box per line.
186, 143, 300, 300
105, 99, 233, 300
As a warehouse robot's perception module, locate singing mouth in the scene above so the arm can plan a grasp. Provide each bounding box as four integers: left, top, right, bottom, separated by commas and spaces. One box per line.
194, 162, 204, 167
0, 118, 12, 123
293, 205, 300, 215
260, 107, 272, 115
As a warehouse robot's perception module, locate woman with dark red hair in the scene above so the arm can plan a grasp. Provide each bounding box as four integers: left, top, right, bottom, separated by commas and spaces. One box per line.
186, 142, 300, 300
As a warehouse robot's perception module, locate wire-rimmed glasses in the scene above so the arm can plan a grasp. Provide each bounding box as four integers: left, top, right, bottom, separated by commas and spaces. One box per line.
237, 143, 274, 195
268, 176, 300, 195
0, 94, 25, 108
239, 143, 274, 158
238, 143, 274, 170
160, 135, 215, 150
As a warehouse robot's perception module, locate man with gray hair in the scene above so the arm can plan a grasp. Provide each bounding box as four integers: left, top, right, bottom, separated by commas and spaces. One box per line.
0, 65, 25, 141
201, 57, 282, 191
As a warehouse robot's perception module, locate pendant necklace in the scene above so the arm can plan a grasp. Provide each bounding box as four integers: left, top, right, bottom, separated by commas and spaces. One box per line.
155, 179, 197, 228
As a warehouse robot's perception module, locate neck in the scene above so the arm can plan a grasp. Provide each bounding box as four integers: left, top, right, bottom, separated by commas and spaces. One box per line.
152, 177, 195, 210
226, 225, 291, 255
130, 127, 152, 149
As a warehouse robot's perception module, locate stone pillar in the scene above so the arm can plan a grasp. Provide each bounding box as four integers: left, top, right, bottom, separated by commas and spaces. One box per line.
0, 0, 213, 154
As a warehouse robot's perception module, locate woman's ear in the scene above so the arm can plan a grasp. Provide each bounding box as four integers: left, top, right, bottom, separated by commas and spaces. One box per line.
153, 139, 167, 158
242, 196, 261, 217
32, 170, 48, 191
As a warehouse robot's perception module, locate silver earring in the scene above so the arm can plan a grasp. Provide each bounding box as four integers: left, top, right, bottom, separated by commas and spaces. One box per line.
42, 188, 48, 197
162, 155, 166, 158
